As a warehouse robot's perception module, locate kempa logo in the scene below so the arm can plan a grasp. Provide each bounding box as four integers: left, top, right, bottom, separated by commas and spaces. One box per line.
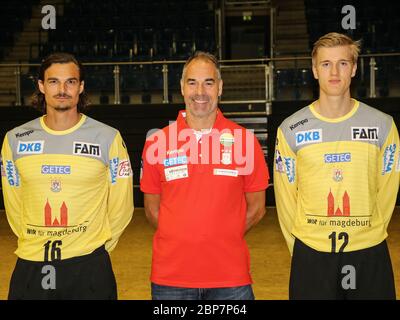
351, 127, 379, 141
73, 142, 101, 157
290, 118, 308, 130
15, 130, 34, 138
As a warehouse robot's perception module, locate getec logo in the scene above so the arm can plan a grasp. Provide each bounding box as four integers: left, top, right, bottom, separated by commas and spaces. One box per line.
73, 142, 101, 157
295, 129, 322, 146
163, 156, 187, 167
41, 165, 71, 174
17, 140, 44, 154
324, 153, 351, 163
351, 127, 379, 141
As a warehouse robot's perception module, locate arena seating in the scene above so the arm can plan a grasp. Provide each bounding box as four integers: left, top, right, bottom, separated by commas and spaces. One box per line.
0, 0, 38, 59
36, 0, 216, 63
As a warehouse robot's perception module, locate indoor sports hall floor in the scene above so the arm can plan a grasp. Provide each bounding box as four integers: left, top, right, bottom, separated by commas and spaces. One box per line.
1, 207, 400, 300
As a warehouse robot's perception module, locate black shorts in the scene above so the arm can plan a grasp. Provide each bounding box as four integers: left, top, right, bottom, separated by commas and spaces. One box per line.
289, 238, 396, 300
8, 245, 117, 300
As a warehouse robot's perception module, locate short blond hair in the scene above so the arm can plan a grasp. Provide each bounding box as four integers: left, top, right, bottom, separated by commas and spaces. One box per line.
312, 32, 361, 65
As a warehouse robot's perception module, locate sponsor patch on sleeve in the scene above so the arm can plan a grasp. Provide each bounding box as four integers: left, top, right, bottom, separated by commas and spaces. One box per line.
275, 150, 285, 173
382, 144, 396, 175
109, 157, 119, 184
284, 157, 295, 183
117, 159, 133, 178
396, 151, 400, 172
5, 160, 20, 187
0, 159, 5, 177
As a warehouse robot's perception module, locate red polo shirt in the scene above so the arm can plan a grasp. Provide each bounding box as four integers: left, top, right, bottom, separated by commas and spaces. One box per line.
140, 109, 269, 288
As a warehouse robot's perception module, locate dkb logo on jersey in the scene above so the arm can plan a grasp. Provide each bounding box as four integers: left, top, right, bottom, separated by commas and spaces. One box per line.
44, 200, 68, 226
351, 127, 379, 141
17, 140, 44, 154
73, 142, 101, 157
295, 129, 322, 146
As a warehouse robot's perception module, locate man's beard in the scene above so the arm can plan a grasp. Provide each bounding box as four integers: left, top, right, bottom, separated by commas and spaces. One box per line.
54, 105, 72, 112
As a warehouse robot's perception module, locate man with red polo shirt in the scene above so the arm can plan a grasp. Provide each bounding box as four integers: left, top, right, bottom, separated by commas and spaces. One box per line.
140, 51, 269, 300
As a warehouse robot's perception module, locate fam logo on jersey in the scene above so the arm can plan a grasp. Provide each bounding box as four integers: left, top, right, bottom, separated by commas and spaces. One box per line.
324, 153, 351, 163
118, 159, 132, 178
41, 165, 71, 174
50, 179, 62, 192
382, 144, 396, 175
351, 127, 378, 141
284, 157, 295, 183
17, 140, 44, 154
275, 150, 284, 173
109, 157, 119, 184
73, 142, 101, 158
5, 160, 20, 187
295, 129, 322, 146
163, 156, 187, 167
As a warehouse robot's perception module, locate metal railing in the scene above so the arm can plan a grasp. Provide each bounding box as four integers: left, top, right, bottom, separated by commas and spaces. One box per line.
1, 52, 399, 108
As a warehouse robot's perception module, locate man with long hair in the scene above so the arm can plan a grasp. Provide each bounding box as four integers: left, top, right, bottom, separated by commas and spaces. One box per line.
1, 52, 134, 299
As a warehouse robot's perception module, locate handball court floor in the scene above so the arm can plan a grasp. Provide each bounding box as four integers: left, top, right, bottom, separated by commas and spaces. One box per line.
1, 207, 400, 300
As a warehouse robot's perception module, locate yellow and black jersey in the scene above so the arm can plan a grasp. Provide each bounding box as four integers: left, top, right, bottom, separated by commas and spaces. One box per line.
0, 114, 134, 261
274, 99, 400, 254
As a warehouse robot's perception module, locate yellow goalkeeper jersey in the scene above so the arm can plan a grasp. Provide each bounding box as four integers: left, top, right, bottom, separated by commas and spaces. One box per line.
1, 114, 134, 261
274, 100, 400, 254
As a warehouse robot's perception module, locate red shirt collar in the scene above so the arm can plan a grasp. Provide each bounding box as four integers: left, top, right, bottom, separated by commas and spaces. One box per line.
176, 108, 225, 130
